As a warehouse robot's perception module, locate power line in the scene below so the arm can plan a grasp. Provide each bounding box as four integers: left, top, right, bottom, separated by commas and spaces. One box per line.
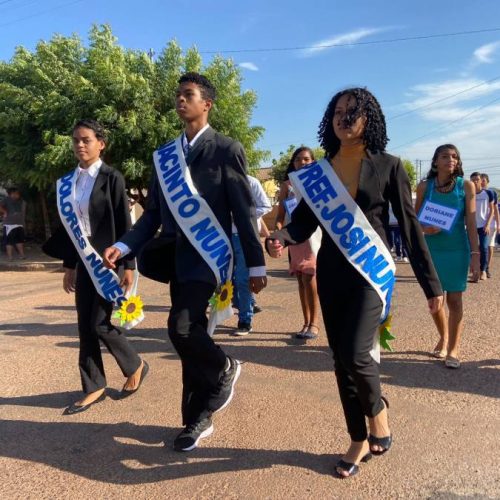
389, 75, 500, 120
260, 79, 500, 150
391, 95, 500, 150
199, 27, 500, 54
0, 0, 41, 12
0, 0, 84, 28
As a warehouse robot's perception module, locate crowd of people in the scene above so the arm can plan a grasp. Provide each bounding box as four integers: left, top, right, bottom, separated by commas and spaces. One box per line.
5, 71, 497, 478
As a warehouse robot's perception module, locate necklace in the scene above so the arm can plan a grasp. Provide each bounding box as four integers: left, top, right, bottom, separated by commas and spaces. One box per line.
435, 177, 456, 193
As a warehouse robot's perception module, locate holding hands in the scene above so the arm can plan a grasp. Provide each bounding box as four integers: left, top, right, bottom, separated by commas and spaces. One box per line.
103, 246, 122, 269
427, 295, 444, 314
266, 238, 284, 258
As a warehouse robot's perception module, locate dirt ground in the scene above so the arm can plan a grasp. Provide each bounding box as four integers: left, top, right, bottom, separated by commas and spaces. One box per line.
0, 251, 499, 499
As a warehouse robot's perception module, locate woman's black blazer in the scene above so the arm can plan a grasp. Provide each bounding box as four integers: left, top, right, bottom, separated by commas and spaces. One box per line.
43, 163, 135, 271
271, 151, 442, 299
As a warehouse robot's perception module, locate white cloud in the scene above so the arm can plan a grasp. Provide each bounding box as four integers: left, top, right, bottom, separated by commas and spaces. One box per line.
473, 41, 500, 64
391, 45, 500, 185
239, 62, 259, 71
392, 80, 500, 184
399, 77, 500, 118
300, 27, 391, 57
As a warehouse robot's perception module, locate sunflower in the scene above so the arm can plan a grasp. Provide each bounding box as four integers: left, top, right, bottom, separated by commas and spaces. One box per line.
209, 281, 233, 312
114, 295, 144, 325
379, 314, 395, 351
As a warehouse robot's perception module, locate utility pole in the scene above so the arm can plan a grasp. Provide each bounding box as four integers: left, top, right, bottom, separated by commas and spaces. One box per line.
415, 159, 422, 183
147, 48, 155, 61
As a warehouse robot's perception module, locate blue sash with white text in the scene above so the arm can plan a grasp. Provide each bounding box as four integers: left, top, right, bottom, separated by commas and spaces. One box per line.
153, 137, 234, 335
289, 158, 396, 362
56, 170, 144, 329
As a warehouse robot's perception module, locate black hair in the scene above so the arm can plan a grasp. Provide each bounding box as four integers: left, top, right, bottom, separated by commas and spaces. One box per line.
7, 187, 20, 195
318, 87, 388, 158
284, 147, 316, 180
480, 173, 490, 182
426, 144, 464, 180
178, 72, 217, 101
470, 171, 481, 179
72, 119, 107, 141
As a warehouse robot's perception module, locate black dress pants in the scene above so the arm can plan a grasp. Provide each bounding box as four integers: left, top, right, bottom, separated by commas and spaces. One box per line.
317, 263, 385, 442
167, 280, 227, 425
75, 264, 141, 394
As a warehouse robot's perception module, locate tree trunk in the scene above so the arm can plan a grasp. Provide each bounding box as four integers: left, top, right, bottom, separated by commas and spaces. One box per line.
39, 191, 51, 239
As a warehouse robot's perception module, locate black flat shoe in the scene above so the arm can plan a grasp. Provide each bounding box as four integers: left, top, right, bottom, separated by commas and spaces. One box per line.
368, 396, 392, 455
64, 392, 106, 415
119, 361, 149, 399
335, 453, 372, 478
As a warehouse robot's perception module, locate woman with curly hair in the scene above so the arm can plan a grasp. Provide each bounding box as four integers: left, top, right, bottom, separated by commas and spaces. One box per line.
415, 145, 479, 369
267, 88, 443, 477
275, 147, 321, 339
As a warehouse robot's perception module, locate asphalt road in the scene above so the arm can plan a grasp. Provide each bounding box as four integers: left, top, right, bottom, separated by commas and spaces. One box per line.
0, 253, 499, 499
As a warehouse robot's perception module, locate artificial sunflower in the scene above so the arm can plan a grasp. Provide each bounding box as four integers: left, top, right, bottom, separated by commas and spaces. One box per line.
209, 281, 233, 312
379, 314, 395, 351
114, 295, 144, 326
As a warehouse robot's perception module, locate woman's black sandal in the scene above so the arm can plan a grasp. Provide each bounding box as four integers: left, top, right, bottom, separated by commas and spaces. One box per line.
368, 396, 392, 455
335, 453, 372, 478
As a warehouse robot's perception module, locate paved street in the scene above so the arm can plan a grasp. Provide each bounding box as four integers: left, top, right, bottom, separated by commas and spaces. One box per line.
0, 253, 499, 499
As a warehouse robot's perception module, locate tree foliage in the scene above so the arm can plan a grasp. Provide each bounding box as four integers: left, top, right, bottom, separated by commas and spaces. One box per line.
401, 159, 417, 190
270, 147, 417, 192
0, 24, 268, 201
270, 145, 325, 185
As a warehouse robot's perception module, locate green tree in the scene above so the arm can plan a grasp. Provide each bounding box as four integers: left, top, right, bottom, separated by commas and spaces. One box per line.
271, 149, 417, 191
270, 145, 324, 184
0, 24, 268, 234
401, 159, 417, 190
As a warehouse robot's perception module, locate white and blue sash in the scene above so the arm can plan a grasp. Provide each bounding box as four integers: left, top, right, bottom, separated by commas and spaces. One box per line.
56, 170, 143, 330
153, 137, 234, 335
289, 158, 396, 362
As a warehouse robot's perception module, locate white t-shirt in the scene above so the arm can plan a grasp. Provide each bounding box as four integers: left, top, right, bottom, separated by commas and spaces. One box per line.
475, 189, 493, 228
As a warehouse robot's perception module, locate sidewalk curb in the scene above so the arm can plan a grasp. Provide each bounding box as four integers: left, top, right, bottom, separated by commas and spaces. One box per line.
0, 262, 63, 272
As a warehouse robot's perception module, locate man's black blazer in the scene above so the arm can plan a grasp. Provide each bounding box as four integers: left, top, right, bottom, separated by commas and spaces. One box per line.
120, 127, 265, 286
43, 163, 135, 270
270, 151, 442, 299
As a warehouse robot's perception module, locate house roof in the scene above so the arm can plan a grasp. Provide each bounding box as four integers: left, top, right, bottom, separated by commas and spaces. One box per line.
255, 167, 273, 181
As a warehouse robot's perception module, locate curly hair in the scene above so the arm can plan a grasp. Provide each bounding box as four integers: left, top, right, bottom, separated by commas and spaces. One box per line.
426, 144, 464, 180
179, 72, 217, 101
318, 87, 388, 157
284, 146, 316, 180
73, 119, 107, 142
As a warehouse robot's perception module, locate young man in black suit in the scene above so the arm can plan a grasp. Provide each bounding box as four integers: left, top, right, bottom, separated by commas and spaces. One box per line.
104, 73, 267, 451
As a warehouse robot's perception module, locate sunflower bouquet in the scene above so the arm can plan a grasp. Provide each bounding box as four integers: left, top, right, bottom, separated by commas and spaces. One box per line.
209, 281, 234, 311
379, 314, 395, 351
114, 295, 145, 329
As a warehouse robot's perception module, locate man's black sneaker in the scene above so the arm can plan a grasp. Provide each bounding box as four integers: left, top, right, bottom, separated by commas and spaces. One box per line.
173, 417, 214, 452
253, 304, 263, 314
208, 356, 241, 413
232, 321, 252, 336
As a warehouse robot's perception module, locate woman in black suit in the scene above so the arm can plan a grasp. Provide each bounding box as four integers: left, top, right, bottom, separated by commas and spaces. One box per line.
267, 88, 443, 477
56, 120, 148, 414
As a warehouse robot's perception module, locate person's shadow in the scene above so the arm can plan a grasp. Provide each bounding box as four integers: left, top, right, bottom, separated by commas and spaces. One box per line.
0, 419, 334, 484
380, 352, 500, 399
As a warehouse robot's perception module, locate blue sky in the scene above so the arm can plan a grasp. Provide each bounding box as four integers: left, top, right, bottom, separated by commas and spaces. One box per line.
1, 0, 500, 186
